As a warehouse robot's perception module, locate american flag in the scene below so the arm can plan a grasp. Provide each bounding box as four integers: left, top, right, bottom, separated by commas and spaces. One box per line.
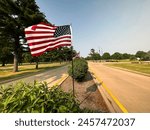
24, 23, 72, 56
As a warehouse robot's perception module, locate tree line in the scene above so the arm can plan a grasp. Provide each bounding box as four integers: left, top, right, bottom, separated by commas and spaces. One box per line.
0, 46, 76, 66
24, 47, 76, 63
86, 49, 150, 61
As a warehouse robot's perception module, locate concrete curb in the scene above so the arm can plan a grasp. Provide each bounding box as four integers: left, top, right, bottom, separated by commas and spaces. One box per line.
89, 69, 128, 113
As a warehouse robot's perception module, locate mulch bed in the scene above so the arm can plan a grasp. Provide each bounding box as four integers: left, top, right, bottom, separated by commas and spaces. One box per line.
60, 72, 109, 112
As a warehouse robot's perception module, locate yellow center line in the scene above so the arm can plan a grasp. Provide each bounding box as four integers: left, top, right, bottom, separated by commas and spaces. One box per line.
89, 67, 128, 113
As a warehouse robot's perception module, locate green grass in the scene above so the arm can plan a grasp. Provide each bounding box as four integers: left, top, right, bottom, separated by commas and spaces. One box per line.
106, 62, 150, 75
0, 62, 68, 82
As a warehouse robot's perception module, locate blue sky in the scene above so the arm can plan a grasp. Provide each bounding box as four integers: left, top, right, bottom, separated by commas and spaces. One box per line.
36, 0, 150, 57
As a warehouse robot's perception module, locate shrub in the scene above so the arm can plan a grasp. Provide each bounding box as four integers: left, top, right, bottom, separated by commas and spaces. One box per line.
68, 58, 88, 82
0, 81, 82, 113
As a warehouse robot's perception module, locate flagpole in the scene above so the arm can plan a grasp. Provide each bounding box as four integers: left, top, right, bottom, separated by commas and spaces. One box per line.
70, 24, 75, 97
71, 46, 75, 97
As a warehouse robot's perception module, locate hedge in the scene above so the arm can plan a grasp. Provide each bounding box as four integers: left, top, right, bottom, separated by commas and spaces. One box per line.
68, 58, 88, 82
0, 81, 82, 113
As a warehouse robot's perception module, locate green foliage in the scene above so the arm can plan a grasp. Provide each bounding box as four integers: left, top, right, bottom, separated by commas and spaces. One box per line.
135, 51, 147, 59
108, 62, 150, 75
130, 55, 136, 61
0, 47, 12, 66
0, 0, 47, 71
68, 58, 88, 82
86, 48, 101, 60
0, 81, 82, 113
22, 52, 33, 63
122, 53, 131, 59
135, 51, 150, 61
102, 52, 111, 60
111, 52, 122, 60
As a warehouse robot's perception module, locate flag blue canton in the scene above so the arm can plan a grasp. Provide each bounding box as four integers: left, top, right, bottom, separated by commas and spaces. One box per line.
54, 25, 71, 37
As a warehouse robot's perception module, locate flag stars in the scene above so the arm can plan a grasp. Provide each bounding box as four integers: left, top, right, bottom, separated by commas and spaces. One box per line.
54, 25, 71, 37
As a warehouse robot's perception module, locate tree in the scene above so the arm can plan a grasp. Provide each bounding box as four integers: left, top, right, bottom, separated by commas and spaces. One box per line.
122, 53, 131, 59
0, 0, 47, 72
90, 48, 95, 55
87, 48, 101, 60
130, 55, 136, 61
0, 35, 13, 66
143, 53, 150, 61
92, 53, 101, 60
102, 52, 111, 60
143, 51, 150, 61
61, 47, 75, 61
111, 52, 122, 60
36, 47, 76, 63
135, 51, 147, 60
22, 52, 33, 63
0, 47, 12, 66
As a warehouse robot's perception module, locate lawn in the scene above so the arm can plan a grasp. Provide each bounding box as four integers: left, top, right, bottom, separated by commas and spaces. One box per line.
0, 62, 68, 82
106, 62, 150, 75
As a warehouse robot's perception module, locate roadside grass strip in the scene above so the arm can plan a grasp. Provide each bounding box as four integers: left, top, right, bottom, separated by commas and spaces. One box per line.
106, 62, 150, 76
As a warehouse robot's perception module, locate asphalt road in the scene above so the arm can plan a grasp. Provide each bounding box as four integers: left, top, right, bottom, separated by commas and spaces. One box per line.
88, 62, 150, 112
2, 65, 68, 88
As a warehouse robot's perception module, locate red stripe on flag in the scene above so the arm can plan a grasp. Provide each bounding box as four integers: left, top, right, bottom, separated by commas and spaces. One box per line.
33, 26, 56, 30
31, 44, 71, 57
26, 35, 54, 40
30, 40, 72, 51
28, 36, 71, 45
25, 31, 54, 34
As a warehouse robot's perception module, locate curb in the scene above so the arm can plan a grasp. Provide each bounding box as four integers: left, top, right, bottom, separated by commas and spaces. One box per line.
89, 69, 128, 113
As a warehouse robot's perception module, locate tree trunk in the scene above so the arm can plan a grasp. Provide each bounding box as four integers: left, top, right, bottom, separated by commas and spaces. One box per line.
13, 37, 19, 72
2, 59, 5, 66
2, 60, 5, 66
13, 51, 18, 72
35, 57, 38, 69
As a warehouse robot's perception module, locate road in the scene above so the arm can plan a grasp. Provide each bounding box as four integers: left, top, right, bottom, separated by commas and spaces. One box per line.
88, 62, 150, 112
2, 65, 68, 88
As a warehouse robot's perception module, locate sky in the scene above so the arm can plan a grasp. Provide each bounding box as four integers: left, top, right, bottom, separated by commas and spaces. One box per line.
36, 0, 150, 57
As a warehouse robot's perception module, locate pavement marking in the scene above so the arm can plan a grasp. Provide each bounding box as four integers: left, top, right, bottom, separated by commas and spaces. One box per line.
89, 68, 128, 113
53, 74, 69, 86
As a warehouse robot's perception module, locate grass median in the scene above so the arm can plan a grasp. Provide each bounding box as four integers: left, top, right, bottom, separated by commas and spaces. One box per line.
0, 62, 68, 83
106, 62, 150, 75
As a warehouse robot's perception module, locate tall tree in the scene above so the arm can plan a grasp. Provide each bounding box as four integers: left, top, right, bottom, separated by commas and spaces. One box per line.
0, 47, 12, 66
0, 0, 47, 72
88, 48, 101, 60
90, 48, 95, 54
111, 52, 122, 60
135, 51, 147, 60
0, 35, 13, 66
102, 52, 111, 60
122, 53, 131, 59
